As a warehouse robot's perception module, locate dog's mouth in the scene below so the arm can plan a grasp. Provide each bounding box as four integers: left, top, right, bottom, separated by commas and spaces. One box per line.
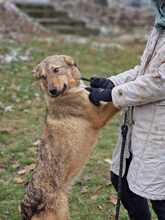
48, 84, 67, 97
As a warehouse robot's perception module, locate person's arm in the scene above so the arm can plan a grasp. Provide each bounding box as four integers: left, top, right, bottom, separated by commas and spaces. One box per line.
109, 65, 140, 86
112, 52, 165, 108
88, 65, 140, 106
90, 65, 140, 89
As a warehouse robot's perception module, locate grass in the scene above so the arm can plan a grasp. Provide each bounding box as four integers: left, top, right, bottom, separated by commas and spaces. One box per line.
0, 35, 156, 220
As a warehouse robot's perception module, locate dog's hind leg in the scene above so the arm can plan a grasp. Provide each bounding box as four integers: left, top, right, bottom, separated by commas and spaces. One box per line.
55, 191, 70, 220
31, 191, 69, 220
21, 182, 46, 220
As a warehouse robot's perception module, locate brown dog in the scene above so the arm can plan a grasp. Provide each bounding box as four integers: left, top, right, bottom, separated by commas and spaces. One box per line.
21, 55, 118, 220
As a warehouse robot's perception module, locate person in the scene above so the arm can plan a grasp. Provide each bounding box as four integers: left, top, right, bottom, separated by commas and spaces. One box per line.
87, 0, 165, 219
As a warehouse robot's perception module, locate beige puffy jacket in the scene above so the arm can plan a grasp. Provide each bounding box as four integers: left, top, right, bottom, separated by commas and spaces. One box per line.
110, 28, 165, 200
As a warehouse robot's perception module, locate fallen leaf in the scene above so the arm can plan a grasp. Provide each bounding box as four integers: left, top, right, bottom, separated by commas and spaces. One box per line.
90, 186, 102, 201
14, 177, 24, 184
0, 168, 5, 173
90, 195, 98, 201
82, 175, 91, 182
17, 164, 35, 175
33, 140, 41, 146
80, 186, 88, 194
28, 147, 36, 154
0, 164, 5, 169
0, 127, 14, 134
11, 162, 20, 169
17, 170, 26, 175
23, 109, 30, 113
105, 179, 112, 186
104, 159, 112, 165
34, 93, 40, 97
18, 205, 21, 213
98, 205, 104, 210
109, 194, 117, 205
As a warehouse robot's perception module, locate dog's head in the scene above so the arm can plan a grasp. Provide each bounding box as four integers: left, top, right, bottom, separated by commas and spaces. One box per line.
33, 55, 81, 97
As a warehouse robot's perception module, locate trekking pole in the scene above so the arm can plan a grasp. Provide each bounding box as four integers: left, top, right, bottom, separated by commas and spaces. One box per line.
115, 112, 128, 220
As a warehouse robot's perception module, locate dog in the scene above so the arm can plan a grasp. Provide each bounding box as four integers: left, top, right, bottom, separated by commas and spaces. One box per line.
21, 55, 118, 220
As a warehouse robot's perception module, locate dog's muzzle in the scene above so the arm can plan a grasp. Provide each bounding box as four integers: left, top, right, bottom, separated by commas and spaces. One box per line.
48, 84, 67, 97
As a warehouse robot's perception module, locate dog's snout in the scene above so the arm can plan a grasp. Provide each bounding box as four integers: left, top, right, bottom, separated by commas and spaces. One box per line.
49, 88, 58, 96
48, 84, 67, 97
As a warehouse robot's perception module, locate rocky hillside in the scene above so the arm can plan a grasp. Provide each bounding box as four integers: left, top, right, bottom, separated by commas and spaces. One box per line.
0, 0, 154, 39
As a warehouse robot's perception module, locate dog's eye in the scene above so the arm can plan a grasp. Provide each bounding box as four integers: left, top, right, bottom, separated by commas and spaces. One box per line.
53, 67, 60, 73
73, 63, 80, 70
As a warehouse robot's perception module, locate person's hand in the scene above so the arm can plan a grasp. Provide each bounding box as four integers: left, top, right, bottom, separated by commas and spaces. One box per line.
90, 77, 114, 89
86, 87, 113, 106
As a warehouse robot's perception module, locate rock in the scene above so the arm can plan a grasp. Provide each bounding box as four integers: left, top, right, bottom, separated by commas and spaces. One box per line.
91, 42, 124, 50
4, 105, 13, 113
0, 48, 33, 64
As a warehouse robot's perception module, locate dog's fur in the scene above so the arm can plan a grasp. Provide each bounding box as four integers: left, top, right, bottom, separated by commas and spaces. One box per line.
21, 55, 118, 220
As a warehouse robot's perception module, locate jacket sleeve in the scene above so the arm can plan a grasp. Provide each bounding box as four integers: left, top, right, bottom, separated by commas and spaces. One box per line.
112, 61, 165, 108
108, 65, 139, 86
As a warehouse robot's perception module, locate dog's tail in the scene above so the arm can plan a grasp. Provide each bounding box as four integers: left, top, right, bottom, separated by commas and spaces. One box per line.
21, 182, 46, 220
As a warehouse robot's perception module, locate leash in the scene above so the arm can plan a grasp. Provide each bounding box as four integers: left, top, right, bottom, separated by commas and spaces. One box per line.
80, 77, 91, 82
115, 111, 128, 220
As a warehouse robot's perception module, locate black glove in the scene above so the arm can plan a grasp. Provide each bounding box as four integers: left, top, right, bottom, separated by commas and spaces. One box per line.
90, 77, 114, 89
86, 87, 113, 106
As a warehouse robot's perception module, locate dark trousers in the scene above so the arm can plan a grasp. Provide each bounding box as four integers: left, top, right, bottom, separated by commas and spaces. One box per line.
111, 157, 165, 220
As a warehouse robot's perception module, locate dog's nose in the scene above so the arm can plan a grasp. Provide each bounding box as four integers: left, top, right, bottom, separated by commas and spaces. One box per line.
49, 88, 59, 96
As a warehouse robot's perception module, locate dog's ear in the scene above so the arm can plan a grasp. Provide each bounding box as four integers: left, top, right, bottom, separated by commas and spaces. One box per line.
64, 56, 75, 66
32, 62, 47, 79
64, 56, 80, 70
